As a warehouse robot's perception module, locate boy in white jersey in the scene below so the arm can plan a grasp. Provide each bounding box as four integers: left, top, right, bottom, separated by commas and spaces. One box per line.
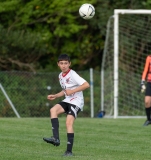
43, 54, 90, 156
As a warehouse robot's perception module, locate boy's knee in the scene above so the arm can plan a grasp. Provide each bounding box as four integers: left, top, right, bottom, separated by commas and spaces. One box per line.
66, 121, 72, 128
50, 107, 56, 114
145, 101, 151, 108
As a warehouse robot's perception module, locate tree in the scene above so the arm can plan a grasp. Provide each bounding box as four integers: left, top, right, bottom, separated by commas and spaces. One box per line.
0, 0, 146, 72
0, 25, 48, 72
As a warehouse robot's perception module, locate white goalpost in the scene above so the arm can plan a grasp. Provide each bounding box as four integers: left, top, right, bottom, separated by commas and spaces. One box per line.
101, 9, 151, 118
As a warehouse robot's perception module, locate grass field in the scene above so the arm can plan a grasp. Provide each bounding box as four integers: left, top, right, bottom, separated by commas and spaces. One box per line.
0, 117, 151, 160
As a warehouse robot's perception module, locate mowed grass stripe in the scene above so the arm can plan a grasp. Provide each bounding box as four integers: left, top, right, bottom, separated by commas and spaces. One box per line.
0, 118, 151, 160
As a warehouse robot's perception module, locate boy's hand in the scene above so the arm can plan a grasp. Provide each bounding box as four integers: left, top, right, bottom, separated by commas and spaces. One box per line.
140, 80, 146, 93
47, 94, 56, 100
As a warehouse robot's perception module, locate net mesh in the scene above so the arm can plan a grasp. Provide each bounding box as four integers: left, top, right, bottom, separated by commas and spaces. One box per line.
0, 70, 101, 117
102, 13, 151, 116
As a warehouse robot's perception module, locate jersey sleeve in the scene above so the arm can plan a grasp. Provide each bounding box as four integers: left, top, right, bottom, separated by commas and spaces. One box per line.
142, 56, 150, 80
71, 70, 86, 85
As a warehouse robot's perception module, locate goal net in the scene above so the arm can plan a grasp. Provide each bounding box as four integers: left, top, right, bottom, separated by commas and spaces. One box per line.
101, 10, 151, 118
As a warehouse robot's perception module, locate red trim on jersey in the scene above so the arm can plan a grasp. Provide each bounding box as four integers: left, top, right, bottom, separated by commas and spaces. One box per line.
62, 69, 71, 77
70, 97, 77, 101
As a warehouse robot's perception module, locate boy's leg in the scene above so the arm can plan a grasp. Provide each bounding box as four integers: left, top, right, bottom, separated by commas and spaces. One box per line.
63, 105, 81, 155
50, 104, 64, 139
51, 118, 59, 140
143, 96, 151, 126
66, 115, 75, 152
43, 104, 64, 145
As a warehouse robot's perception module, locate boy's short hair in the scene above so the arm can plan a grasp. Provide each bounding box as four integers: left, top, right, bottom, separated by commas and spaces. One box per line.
58, 54, 70, 62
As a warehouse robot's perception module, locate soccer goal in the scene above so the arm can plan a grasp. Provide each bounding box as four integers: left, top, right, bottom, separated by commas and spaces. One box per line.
101, 9, 151, 118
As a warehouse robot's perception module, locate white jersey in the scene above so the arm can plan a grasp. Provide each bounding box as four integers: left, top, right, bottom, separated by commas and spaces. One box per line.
58, 69, 86, 109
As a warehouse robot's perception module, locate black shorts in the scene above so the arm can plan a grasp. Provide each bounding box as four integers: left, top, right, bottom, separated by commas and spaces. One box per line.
58, 102, 81, 118
145, 82, 151, 96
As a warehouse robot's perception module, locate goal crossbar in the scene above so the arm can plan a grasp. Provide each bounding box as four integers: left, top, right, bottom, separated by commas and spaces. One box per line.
114, 9, 151, 15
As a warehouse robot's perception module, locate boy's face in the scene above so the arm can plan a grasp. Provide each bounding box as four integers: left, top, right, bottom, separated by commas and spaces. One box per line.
57, 60, 71, 73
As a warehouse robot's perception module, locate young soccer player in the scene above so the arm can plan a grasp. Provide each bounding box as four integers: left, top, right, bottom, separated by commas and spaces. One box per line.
141, 55, 151, 126
43, 54, 90, 156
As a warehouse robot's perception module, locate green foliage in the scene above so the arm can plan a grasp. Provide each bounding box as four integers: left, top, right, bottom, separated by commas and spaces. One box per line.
142, 0, 151, 8
0, 25, 48, 71
0, 0, 148, 71
0, 70, 101, 117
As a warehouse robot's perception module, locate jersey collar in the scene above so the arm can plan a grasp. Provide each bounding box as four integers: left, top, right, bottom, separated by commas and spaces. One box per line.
62, 69, 71, 77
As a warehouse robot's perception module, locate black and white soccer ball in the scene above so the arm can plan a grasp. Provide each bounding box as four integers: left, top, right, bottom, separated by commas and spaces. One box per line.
79, 3, 95, 20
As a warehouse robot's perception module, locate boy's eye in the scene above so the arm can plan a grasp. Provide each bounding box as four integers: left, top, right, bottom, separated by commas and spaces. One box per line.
60, 62, 68, 65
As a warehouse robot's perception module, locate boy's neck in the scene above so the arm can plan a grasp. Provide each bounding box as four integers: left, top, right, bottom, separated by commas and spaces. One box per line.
62, 69, 70, 76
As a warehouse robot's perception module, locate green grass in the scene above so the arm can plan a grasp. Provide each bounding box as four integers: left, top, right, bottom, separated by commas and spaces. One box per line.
0, 117, 151, 160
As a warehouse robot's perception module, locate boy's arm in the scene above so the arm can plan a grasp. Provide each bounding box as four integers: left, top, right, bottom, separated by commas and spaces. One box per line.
142, 56, 150, 81
140, 56, 150, 93
47, 90, 65, 100
64, 81, 90, 96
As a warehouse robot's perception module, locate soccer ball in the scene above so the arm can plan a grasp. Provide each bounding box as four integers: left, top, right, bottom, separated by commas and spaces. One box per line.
79, 3, 95, 20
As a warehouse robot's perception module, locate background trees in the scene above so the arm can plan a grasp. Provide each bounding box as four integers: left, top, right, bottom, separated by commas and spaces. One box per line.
0, 0, 148, 72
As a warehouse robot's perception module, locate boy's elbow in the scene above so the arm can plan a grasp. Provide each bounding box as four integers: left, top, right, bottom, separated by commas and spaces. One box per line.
86, 82, 90, 88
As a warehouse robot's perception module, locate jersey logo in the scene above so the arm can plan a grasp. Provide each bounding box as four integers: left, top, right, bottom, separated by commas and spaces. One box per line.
66, 77, 70, 83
